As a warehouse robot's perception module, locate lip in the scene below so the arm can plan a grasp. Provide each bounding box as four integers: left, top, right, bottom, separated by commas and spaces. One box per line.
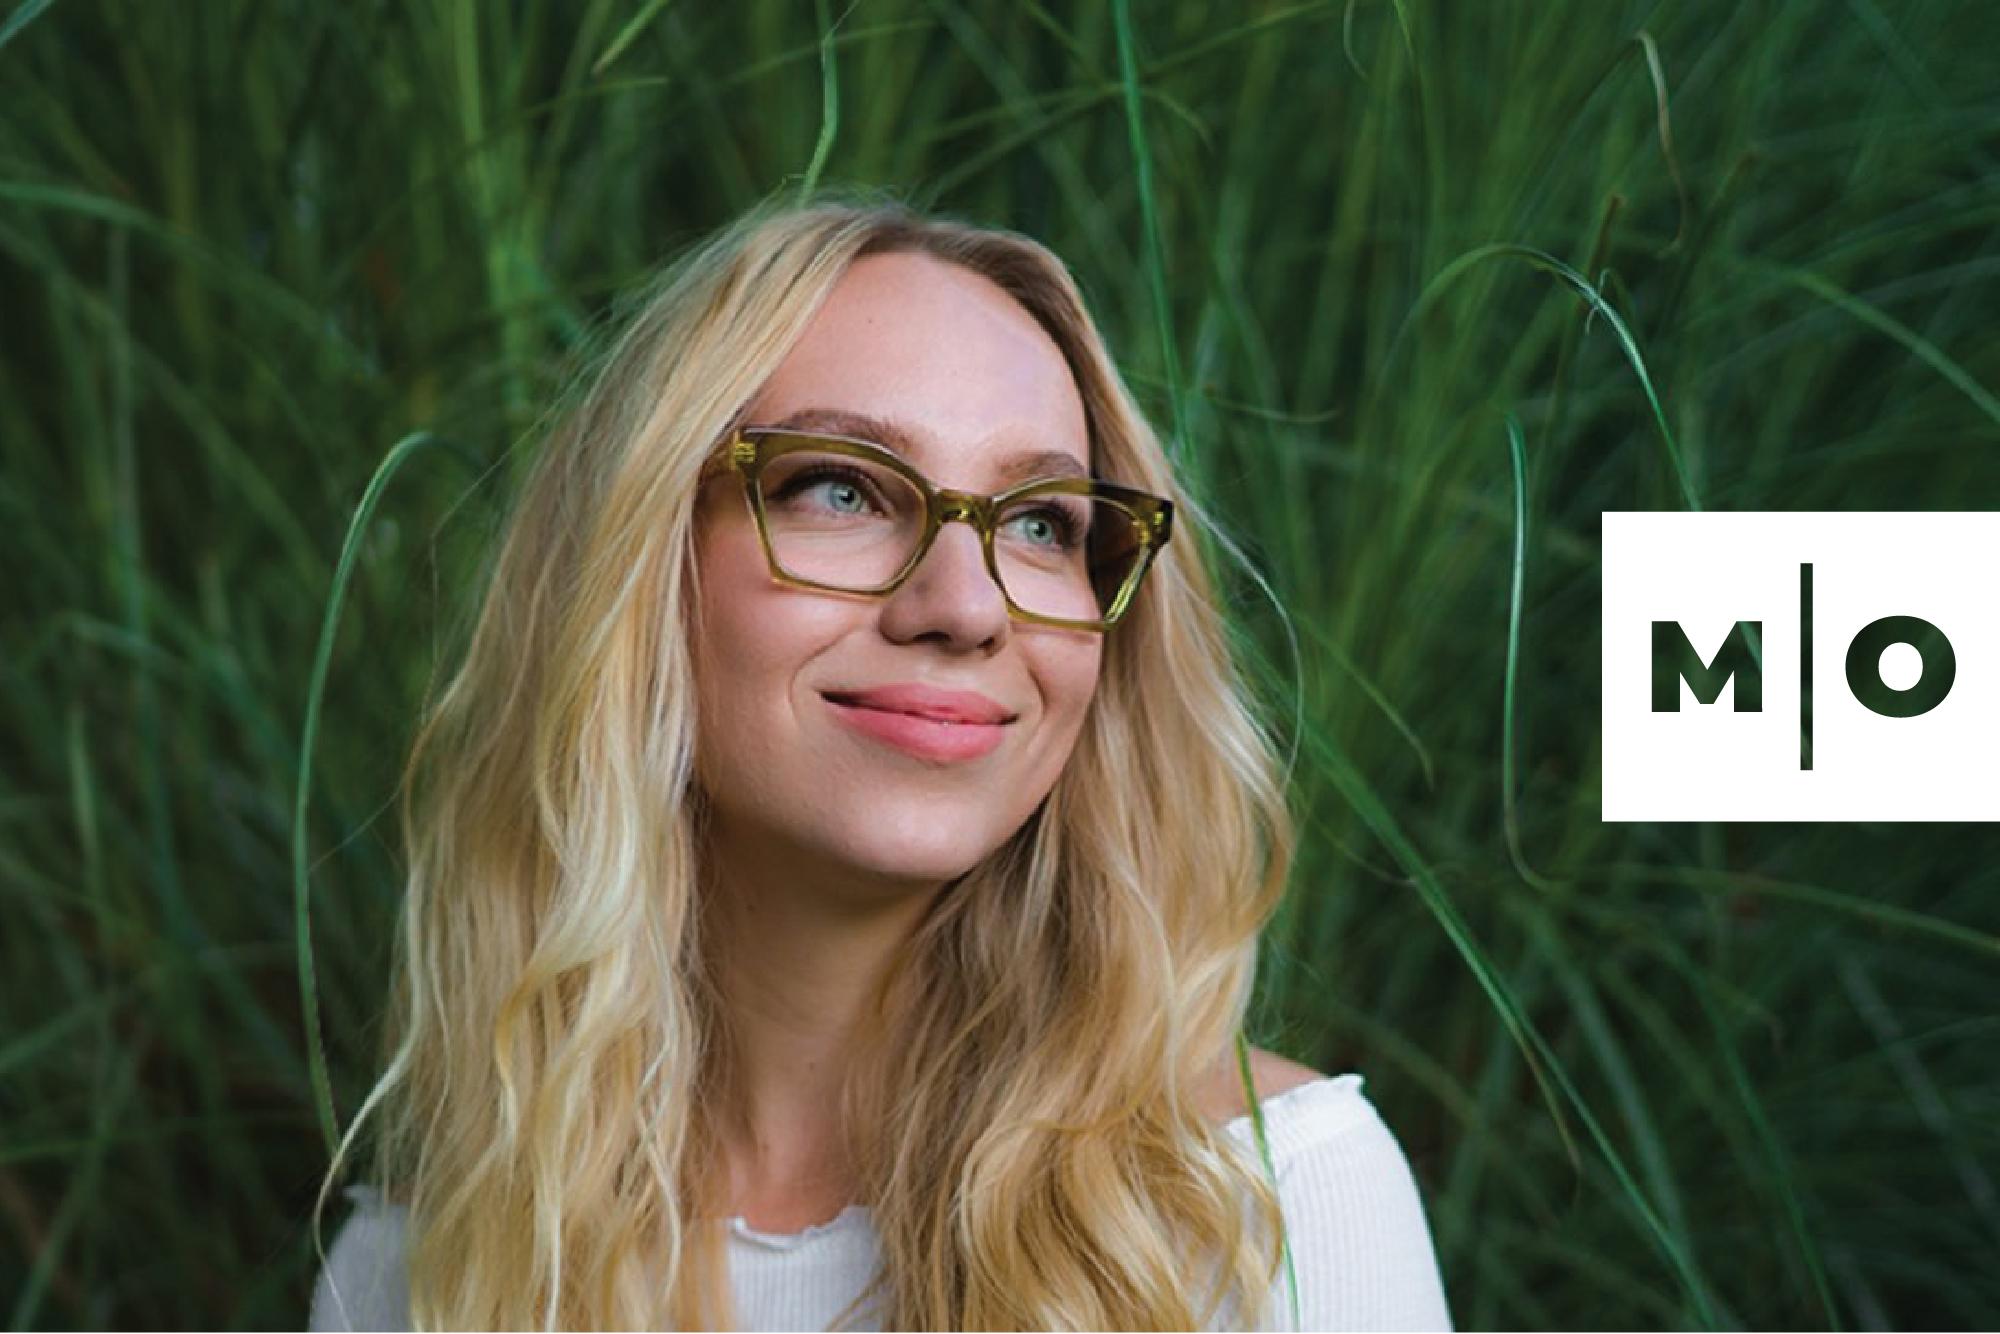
820, 685, 1015, 764
820, 684, 1016, 725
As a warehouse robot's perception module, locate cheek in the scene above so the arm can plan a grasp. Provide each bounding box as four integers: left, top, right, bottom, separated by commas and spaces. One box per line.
1041, 641, 1104, 738
691, 521, 780, 734
689, 517, 848, 741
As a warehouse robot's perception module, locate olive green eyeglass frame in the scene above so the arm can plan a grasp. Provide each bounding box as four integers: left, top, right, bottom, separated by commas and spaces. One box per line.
704, 427, 1174, 632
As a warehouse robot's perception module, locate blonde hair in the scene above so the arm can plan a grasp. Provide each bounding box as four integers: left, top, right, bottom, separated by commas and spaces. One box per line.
315, 185, 1301, 1330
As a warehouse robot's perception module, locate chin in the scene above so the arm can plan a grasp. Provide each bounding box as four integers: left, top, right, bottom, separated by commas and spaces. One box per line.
831, 815, 1005, 886
848, 839, 992, 886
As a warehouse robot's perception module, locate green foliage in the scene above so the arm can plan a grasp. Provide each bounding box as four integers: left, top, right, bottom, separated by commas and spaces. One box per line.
2, 0, 1996, 1326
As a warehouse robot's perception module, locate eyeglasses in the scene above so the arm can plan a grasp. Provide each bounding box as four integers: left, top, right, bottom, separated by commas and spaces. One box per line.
705, 427, 1174, 632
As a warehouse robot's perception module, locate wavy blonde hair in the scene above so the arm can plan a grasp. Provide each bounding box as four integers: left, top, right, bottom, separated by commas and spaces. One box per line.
315, 185, 1301, 1330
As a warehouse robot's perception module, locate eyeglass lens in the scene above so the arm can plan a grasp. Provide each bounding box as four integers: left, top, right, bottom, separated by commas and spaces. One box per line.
753, 448, 1147, 622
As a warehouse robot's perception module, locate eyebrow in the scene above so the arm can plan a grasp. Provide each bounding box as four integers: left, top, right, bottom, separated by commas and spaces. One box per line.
765, 407, 1092, 487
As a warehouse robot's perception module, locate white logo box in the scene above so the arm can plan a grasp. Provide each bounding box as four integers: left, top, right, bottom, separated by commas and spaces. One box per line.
1602, 511, 2000, 822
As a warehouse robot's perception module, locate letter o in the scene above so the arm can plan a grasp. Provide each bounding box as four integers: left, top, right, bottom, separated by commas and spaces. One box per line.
1844, 615, 1954, 718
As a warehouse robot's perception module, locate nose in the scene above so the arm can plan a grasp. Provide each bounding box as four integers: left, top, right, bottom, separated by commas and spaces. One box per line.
876, 510, 1011, 651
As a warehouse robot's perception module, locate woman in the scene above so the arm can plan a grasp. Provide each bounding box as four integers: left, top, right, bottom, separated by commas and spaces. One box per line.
308, 190, 1452, 1331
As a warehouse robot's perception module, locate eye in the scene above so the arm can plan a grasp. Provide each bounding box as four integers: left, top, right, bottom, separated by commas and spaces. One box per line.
771, 464, 886, 515
1002, 503, 1085, 550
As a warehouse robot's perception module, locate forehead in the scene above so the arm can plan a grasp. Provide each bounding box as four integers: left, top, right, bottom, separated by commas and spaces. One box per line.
764, 405, 1090, 489
745, 252, 1092, 488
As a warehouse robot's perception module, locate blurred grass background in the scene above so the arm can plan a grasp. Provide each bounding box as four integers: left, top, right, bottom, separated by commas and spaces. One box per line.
3, 0, 1997, 1327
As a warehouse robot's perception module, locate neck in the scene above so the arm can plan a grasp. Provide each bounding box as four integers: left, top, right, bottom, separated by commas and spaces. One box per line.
700, 816, 943, 1216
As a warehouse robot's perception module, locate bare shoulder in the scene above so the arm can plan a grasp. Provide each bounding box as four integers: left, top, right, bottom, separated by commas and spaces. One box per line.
1192, 1044, 1329, 1125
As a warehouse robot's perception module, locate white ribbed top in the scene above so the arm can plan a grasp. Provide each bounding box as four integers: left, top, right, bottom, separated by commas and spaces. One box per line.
308, 1072, 1453, 1331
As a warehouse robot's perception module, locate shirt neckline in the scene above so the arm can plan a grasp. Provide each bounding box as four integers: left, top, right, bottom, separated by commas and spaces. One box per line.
723, 1073, 1355, 1250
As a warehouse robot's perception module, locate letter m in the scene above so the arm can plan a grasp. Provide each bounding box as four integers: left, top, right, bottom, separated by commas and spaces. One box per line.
1652, 621, 1762, 712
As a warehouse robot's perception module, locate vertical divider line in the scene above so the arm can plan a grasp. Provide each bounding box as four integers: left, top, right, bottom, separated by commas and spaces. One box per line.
1800, 560, 1813, 771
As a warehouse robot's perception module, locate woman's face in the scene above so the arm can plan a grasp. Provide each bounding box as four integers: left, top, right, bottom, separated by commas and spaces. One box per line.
690, 251, 1104, 895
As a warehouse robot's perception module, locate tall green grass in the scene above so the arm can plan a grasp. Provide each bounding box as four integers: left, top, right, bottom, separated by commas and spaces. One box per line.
3, 0, 1996, 1326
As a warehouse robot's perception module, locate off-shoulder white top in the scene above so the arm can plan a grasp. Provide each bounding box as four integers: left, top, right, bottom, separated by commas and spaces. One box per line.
308, 1072, 1453, 1331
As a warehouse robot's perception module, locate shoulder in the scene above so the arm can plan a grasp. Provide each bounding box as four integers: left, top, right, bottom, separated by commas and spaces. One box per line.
1260, 1075, 1456, 1331
1193, 1044, 1330, 1126
308, 1186, 411, 1332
